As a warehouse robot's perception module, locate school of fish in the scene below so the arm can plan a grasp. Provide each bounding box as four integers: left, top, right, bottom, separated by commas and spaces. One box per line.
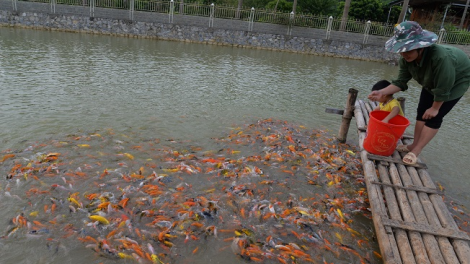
0, 118, 399, 263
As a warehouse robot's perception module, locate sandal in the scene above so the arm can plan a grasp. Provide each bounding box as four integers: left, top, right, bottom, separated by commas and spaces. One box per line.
396, 144, 410, 152
402, 152, 417, 165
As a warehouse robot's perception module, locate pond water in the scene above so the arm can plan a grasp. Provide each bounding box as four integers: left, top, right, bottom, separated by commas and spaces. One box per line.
1, 27, 469, 263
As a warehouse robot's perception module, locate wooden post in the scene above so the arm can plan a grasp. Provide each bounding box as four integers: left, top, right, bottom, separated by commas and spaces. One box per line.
338, 88, 358, 143
398, 97, 406, 116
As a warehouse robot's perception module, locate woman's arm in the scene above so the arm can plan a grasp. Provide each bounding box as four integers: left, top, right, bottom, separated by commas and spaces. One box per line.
423, 101, 443, 119
368, 84, 402, 101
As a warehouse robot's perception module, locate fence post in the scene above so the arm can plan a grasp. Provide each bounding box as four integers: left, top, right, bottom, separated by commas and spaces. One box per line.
12, 0, 17, 12
326, 16, 333, 40
169, 0, 174, 23
363, 20, 371, 44
129, 0, 134, 20
50, 0, 56, 13
209, 3, 214, 27
287, 11, 294, 35
90, 0, 95, 18
438, 28, 445, 44
248, 7, 254, 31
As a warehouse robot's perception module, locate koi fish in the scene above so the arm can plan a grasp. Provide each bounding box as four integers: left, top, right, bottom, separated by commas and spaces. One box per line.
118, 252, 134, 260
124, 153, 134, 160
4, 226, 20, 238
89, 215, 110, 225
68, 197, 82, 208
1, 154, 15, 162
29, 211, 39, 217
336, 208, 346, 221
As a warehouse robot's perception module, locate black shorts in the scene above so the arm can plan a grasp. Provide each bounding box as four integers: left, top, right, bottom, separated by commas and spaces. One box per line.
416, 89, 461, 129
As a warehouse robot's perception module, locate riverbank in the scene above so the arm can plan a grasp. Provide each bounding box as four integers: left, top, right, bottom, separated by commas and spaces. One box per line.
2, 1, 469, 63
0, 0, 401, 64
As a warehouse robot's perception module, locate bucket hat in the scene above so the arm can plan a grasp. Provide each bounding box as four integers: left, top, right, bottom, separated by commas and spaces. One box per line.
385, 21, 438, 53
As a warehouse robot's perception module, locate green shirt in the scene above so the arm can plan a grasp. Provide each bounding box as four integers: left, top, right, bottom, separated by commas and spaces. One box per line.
391, 44, 470, 102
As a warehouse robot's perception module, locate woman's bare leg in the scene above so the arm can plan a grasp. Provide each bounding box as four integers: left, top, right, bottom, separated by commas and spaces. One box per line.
405, 121, 438, 162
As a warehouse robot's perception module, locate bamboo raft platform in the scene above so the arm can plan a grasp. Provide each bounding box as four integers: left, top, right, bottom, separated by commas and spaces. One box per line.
330, 89, 470, 264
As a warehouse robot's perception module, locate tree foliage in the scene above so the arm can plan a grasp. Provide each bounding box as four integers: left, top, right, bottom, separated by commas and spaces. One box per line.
336, 0, 402, 23
266, 0, 293, 13
187, 0, 403, 22
339, 0, 383, 21
297, 0, 339, 16
243, 0, 272, 9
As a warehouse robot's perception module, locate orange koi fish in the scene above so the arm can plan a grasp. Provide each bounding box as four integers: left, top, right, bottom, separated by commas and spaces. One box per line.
1, 154, 15, 162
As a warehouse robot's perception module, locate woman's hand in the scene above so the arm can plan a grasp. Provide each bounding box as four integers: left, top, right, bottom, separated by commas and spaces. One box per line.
368, 91, 383, 101
423, 107, 439, 119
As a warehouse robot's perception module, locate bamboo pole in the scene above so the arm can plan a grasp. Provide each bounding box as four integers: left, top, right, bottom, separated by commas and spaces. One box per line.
355, 101, 366, 150
364, 100, 373, 113
405, 165, 460, 263
367, 100, 377, 111
338, 88, 358, 143
378, 164, 416, 264
353, 99, 469, 263
388, 156, 431, 263
356, 101, 402, 263
361, 153, 401, 264
402, 139, 470, 263
392, 151, 444, 263
358, 100, 370, 124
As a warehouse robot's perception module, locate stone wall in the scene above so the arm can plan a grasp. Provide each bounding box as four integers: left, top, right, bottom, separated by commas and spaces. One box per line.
0, 0, 402, 63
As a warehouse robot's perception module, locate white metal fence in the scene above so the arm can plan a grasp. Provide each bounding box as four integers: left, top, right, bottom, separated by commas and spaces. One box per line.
11, 0, 470, 45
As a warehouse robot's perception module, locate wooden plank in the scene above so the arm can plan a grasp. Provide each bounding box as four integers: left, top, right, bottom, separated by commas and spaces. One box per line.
357, 102, 401, 263
382, 218, 470, 241
355, 101, 366, 130
401, 137, 470, 264
367, 153, 428, 169
354, 100, 470, 264
391, 152, 445, 264
364, 100, 373, 113
387, 161, 431, 263
357, 101, 427, 263
355, 101, 367, 150
377, 163, 415, 264
358, 100, 370, 124
325, 108, 344, 115
371, 181, 443, 195
403, 161, 463, 263
361, 153, 402, 264
417, 170, 470, 264
369, 101, 379, 108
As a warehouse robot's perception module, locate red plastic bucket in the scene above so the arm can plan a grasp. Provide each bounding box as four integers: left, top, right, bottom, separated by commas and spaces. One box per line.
363, 110, 410, 156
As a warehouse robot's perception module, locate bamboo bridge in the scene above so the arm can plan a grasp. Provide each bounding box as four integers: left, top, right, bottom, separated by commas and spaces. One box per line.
329, 89, 470, 264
